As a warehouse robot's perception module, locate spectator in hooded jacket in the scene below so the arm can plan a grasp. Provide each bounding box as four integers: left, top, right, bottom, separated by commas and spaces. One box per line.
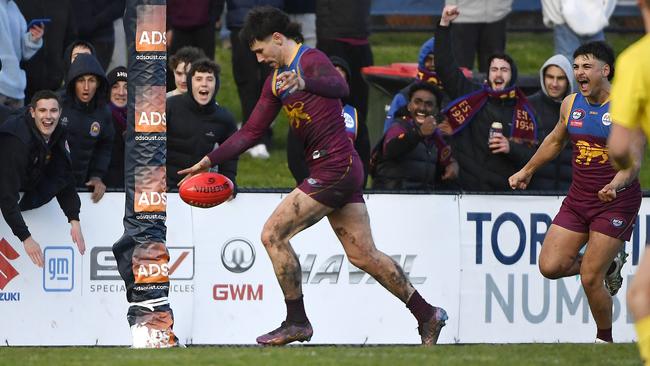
0, 0, 44, 109
527, 54, 575, 191
104, 66, 127, 189
16, 0, 77, 102
383, 37, 448, 133
372, 82, 458, 190
60, 53, 115, 203
166, 58, 238, 190
61, 40, 97, 90
435, 5, 538, 191
0, 90, 85, 268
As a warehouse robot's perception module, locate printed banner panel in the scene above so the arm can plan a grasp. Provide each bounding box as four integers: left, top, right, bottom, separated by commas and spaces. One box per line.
457, 195, 649, 343
1, 193, 648, 345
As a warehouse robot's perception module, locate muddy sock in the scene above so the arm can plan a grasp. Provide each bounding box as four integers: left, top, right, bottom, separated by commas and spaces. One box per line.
406, 290, 435, 323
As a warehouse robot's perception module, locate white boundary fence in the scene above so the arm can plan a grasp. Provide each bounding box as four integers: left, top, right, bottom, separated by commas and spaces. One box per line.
0, 193, 647, 345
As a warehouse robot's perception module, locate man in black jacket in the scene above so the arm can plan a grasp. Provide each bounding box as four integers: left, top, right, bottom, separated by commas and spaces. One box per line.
0, 90, 85, 268
71, 0, 126, 70
16, 0, 78, 101
166, 58, 238, 189
435, 5, 537, 191
527, 54, 575, 191
60, 53, 115, 203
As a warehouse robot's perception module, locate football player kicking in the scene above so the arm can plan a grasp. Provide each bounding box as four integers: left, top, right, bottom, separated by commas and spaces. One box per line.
179, 6, 447, 346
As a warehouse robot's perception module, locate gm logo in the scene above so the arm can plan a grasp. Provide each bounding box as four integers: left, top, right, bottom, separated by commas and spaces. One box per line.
43, 247, 74, 292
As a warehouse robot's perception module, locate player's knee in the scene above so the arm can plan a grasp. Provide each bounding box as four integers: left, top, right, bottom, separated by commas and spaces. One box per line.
538, 260, 564, 279
348, 253, 369, 270
579, 270, 603, 291
260, 227, 277, 249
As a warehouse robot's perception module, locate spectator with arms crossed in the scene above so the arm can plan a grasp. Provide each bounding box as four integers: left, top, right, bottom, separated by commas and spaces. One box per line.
509, 41, 642, 343
179, 6, 448, 346
0, 90, 85, 267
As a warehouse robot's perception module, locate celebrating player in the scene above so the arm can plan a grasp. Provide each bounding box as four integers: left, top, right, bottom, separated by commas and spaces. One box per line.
608, 0, 650, 361
508, 41, 643, 343
178, 6, 448, 346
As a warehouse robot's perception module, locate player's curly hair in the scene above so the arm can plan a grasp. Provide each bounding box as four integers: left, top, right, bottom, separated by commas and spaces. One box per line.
240, 6, 304, 47
573, 41, 616, 81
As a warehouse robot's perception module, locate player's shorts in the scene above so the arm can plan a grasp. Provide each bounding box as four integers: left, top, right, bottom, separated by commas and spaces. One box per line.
298, 152, 365, 209
552, 193, 641, 241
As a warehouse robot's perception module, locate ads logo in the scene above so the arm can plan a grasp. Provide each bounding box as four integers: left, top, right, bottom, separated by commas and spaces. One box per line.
0, 238, 19, 290
136, 5, 166, 52
135, 85, 166, 133
221, 238, 256, 273
91, 246, 194, 281
43, 247, 74, 292
134, 166, 167, 213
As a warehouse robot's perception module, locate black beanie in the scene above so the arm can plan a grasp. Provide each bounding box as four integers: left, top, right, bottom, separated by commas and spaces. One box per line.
107, 66, 128, 87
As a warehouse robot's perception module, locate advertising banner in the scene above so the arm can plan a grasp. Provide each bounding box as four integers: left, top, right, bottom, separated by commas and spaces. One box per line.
0, 193, 648, 345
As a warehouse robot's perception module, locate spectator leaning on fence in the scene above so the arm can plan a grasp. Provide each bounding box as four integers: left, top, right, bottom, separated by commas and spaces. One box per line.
60, 53, 115, 203
0, 90, 86, 268
435, 5, 538, 192
526, 54, 575, 191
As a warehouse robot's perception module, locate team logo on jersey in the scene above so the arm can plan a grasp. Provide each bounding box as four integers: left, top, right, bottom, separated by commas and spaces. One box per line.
571, 109, 586, 120
89, 121, 101, 137
575, 140, 608, 165
602, 112, 612, 126
283, 101, 312, 129
611, 218, 625, 228
343, 112, 354, 128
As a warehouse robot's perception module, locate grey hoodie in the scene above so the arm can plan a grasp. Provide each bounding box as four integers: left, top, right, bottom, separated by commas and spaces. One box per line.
539, 54, 575, 98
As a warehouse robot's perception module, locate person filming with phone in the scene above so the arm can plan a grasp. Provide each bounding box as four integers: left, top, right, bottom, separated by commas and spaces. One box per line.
0, 0, 44, 109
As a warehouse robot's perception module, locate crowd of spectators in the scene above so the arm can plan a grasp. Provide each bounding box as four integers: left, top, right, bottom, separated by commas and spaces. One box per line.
0, 1, 627, 197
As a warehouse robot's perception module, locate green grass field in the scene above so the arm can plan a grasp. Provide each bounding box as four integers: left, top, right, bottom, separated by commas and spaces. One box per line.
0, 344, 641, 365
213, 31, 650, 189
